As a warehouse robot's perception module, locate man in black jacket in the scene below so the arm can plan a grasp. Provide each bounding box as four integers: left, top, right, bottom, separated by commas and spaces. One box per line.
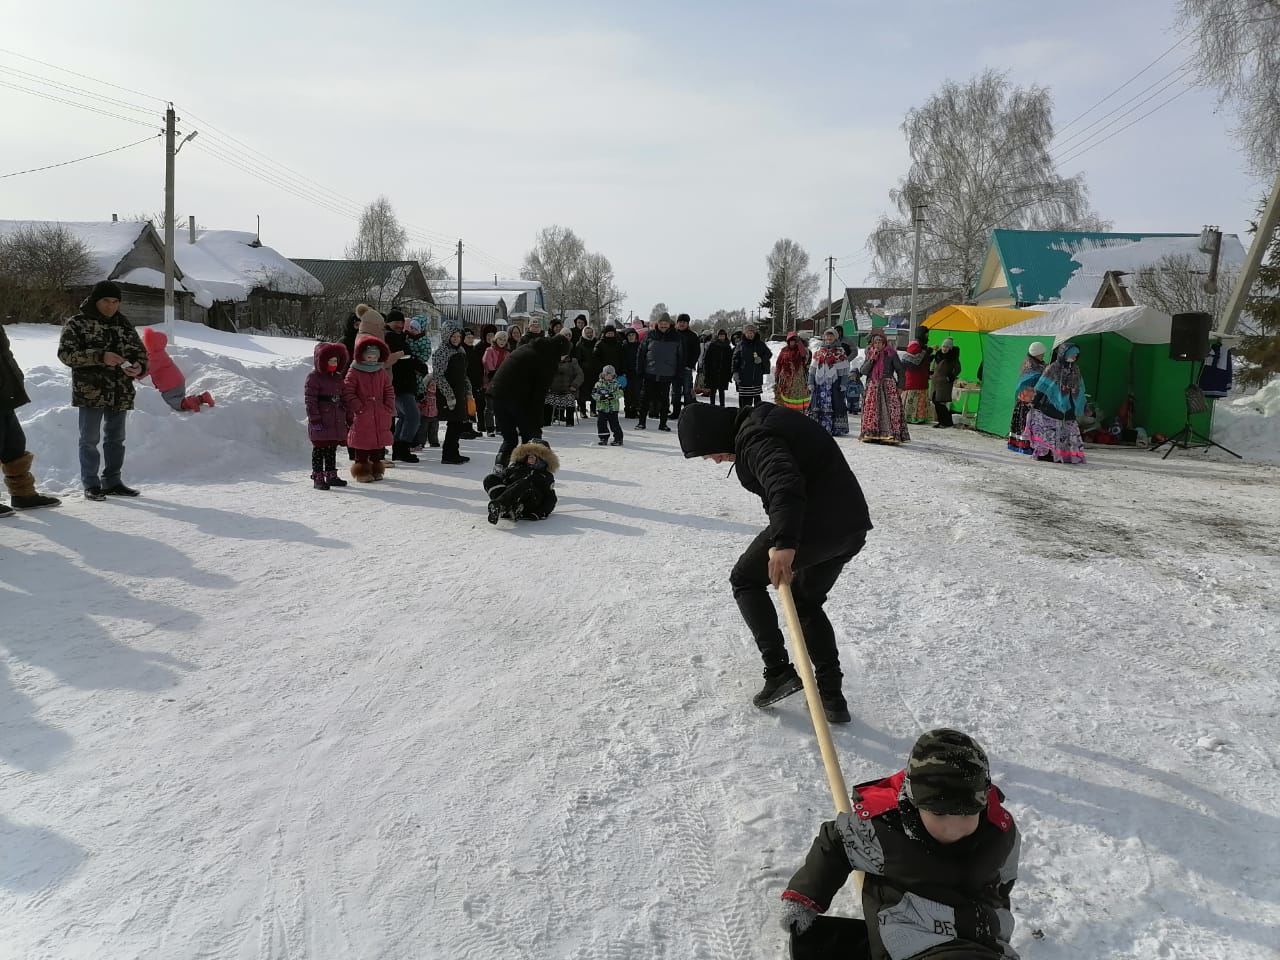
672, 312, 701, 417
489, 336, 570, 467
384, 310, 430, 463
636, 313, 682, 431
678, 402, 872, 722
0, 325, 61, 516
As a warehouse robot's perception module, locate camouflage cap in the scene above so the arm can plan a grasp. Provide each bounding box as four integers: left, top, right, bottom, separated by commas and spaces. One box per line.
906, 728, 990, 815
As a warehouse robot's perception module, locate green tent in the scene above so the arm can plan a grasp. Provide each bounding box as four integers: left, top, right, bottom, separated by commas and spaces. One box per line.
922, 305, 1043, 385
978, 305, 1213, 438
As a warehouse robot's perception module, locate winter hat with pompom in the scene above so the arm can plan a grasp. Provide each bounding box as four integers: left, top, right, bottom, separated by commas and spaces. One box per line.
355, 303, 385, 336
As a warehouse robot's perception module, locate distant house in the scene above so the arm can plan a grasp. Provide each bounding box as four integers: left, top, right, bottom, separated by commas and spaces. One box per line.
432, 290, 513, 329
0, 218, 196, 324
293, 259, 437, 334
835, 285, 957, 335
456, 278, 548, 319
971, 229, 1248, 307
175, 228, 322, 333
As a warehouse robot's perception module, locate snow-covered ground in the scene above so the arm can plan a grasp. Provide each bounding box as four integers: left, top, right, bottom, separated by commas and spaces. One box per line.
2, 322, 1278, 960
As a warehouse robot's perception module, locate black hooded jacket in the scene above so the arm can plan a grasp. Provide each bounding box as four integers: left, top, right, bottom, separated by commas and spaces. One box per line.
0, 325, 31, 410
490, 337, 567, 410
679, 402, 872, 550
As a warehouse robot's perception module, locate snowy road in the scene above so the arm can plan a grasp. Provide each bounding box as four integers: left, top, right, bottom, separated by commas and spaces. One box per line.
2, 422, 1278, 959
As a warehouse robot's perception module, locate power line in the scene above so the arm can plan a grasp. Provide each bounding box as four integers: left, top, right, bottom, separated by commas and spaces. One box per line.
1051, 57, 1196, 156
0, 62, 155, 116
0, 134, 160, 179
0, 77, 161, 129
0, 46, 168, 104
1054, 33, 1189, 137
1054, 85, 1195, 168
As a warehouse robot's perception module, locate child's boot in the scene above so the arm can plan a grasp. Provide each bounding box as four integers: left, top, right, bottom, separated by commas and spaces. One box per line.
351, 461, 374, 483
312, 472, 330, 490
180, 396, 202, 412
200, 391, 215, 407
371, 459, 386, 481
326, 471, 348, 488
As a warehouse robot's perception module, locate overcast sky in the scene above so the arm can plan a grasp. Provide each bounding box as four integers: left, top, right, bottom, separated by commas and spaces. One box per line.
0, 0, 1265, 319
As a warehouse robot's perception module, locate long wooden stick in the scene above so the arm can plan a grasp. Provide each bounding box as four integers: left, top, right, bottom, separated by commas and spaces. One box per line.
777, 582, 864, 893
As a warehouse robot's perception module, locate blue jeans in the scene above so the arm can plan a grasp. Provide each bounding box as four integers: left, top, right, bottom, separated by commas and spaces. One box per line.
78, 408, 128, 489
394, 393, 420, 442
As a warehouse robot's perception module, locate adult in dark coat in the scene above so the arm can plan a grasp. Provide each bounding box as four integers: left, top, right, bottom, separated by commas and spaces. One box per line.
490, 336, 570, 466
929, 337, 962, 428
621, 328, 643, 418
0, 325, 61, 514
384, 310, 430, 462
673, 313, 701, 416
341, 313, 360, 360
636, 313, 682, 431
702, 329, 734, 407
572, 326, 598, 415
519, 318, 546, 345
731, 324, 772, 409
678, 402, 872, 722
591, 326, 625, 391
431, 324, 473, 464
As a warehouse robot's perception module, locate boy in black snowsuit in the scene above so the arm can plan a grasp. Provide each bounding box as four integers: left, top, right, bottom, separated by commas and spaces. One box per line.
483, 438, 559, 524
781, 729, 1020, 960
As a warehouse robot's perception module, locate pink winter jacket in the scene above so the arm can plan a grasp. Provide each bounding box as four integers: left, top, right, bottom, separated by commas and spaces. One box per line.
140, 327, 185, 393
482, 344, 510, 388
341, 335, 395, 450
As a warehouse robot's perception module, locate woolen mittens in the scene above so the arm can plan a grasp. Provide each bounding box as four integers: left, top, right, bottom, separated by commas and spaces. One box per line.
780, 899, 816, 935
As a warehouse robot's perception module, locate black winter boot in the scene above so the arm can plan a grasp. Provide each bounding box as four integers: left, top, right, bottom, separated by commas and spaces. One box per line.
392, 441, 420, 463
752, 665, 803, 708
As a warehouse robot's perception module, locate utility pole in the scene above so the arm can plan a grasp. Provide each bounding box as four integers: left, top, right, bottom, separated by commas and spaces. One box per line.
826, 256, 835, 332
456, 240, 463, 329
909, 200, 927, 336
163, 105, 176, 343
1217, 170, 1280, 336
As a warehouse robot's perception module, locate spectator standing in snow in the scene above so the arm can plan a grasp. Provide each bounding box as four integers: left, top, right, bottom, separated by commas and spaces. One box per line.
483, 438, 559, 524
341, 335, 394, 482
1006, 341, 1046, 454
431, 324, 473, 464
929, 337, 962, 429
405, 318, 434, 450
621, 328, 643, 418
773, 333, 811, 412
678, 402, 872, 723
673, 313, 701, 416
481, 330, 511, 437
807, 329, 850, 437
507, 322, 523, 345
636, 312, 681, 431
545, 347, 584, 426
780, 729, 1019, 960
732, 323, 771, 409
0, 324, 61, 515
1025, 342, 1086, 464
858, 331, 909, 444
520, 318, 545, 344
489, 335, 566, 467
57, 280, 148, 500
304, 342, 350, 490
701, 329, 734, 407
139, 326, 214, 412
573, 325, 598, 416
592, 364, 625, 446
900, 339, 932, 425
384, 310, 429, 463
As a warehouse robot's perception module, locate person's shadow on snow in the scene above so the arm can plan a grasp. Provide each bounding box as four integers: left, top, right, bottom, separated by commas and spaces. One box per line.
0, 545, 195, 772
0, 812, 86, 895
831, 717, 1280, 956
108, 496, 350, 550
570, 496, 759, 535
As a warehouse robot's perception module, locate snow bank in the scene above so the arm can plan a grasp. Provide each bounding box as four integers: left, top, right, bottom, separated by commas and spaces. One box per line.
1214, 379, 1280, 464
9, 321, 318, 490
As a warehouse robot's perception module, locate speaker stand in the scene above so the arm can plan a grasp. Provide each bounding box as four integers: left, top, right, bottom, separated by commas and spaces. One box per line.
1149, 364, 1242, 460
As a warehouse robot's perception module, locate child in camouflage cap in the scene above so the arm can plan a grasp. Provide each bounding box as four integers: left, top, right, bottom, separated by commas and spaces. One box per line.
781, 728, 1020, 960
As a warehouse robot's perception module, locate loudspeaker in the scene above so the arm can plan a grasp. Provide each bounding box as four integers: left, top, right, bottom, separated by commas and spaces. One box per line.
1170, 312, 1211, 362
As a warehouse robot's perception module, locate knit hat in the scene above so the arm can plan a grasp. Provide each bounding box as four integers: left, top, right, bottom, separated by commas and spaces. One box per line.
678, 403, 739, 459
676, 313, 691, 324
602, 364, 616, 377
89, 280, 123, 303
386, 309, 405, 326
905, 729, 990, 816
1028, 341, 1046, 358
941, 337, 955, 349
355, 303, 385, 336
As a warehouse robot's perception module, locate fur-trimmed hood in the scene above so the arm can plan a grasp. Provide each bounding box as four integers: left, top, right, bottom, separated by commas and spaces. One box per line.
352, 334, 390, 363
313, 341, 350, 373
510, 441, 560, 474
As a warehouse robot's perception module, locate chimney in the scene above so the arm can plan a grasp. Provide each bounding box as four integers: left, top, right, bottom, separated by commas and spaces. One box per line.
111, 213, 118, 222
189, 215, 196, 244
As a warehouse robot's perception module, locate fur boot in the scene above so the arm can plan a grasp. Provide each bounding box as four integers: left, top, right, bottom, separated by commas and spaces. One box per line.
2, 451, 61, 509
371, 459, 386, 481
351, 460, 374, 483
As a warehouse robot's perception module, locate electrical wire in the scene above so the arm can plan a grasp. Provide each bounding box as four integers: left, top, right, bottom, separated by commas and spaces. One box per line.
1050, 57, 1196, 157
1054, 33, 1190, 137
0, 133, 160, 179
0, 77, 161, 129
1054, 85, 1195, 168
0, 46, 168, 104
0, 62, 156, 116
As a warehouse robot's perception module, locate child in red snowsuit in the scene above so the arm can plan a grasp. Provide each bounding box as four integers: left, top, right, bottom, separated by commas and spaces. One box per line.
341, 336, 395, 482
139, 327, 214, 412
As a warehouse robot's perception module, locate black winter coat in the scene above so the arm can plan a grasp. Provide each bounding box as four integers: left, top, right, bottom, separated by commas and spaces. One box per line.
439, 347, 471, 422
466, 342, 486, 392
385, 329, 428, 395
572, 337, 598, 381
732, 403, 872, 550
642, 327, 682, 380
675, 327, 701, 371
490, 338, 565, 411
0, 326, 31, 410
622, 340, 643, 379
592, 336, 626, 382
702, 339, 734, 390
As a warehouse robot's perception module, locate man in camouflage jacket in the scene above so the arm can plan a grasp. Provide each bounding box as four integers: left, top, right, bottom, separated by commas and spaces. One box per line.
57, 280, 148, 499
782, 729, 1020, 960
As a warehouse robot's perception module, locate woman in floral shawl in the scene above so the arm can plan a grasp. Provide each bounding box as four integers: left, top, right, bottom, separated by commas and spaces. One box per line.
773, 332, 811, 411
807, 328, 850, 436
1006, 341, 1047, 454
1024, 342, 1086, 464
858, 331, 909, 444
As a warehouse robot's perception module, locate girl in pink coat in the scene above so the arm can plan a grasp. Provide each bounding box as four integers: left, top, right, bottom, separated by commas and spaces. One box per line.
140, 327, 214, 412
341, 335, 395, 482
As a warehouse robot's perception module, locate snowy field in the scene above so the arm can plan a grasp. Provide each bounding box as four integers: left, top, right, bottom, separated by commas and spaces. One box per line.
2, 323, 1279, 960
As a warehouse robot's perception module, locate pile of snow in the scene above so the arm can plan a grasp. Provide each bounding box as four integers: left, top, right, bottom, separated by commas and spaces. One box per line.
1214, 378, 1280, 464
9, 320, 317, 490
174, 230, 323, 308
1054, 234, 1247, 305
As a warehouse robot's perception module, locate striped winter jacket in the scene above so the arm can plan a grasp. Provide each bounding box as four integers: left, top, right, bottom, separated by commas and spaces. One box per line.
783, 770, 1020, 960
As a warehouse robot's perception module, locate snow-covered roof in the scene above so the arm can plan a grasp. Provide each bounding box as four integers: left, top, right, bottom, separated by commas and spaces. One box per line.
0, 219, 150, 280
174, 230, 322, 308
990, 304, 1174, 344
1055, 234, 1248, 304
459, 279, 542, 291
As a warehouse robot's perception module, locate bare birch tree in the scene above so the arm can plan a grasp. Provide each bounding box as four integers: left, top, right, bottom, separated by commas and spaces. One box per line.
1131, 254, 1239, 317
1179, 0, 1280, 178
869, 70, 1106, 296
578, 252, 626, 324
521, 225, 586, 318
0, 224, 95, 322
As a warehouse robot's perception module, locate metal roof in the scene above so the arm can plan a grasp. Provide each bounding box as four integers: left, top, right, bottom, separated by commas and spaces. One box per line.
290, 259, 436, 305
